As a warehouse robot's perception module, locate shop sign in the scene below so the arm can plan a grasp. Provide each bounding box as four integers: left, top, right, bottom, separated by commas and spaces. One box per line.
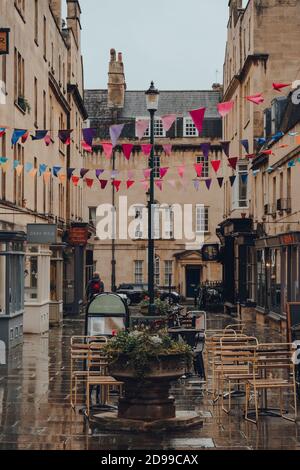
68, 227, 89, 246
280, 233, 299, 246
27, 224, 57, 244
202, 244, 220, 262
0, 29, 10, 55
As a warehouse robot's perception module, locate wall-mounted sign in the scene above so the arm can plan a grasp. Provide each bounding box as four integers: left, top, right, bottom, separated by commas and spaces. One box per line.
0, 29, 10, 55
202, 244, 220, 262
280, 233, 300, 246
68, 226, 89, 246
27, 224, 57, 244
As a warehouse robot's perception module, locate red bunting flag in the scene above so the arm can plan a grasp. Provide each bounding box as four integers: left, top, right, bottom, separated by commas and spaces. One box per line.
217, 101, 234, 117
160, 167, 169, 179
141, 144, 152, 156
261, 149, 273, 155
228, 157, 238, 170
81, 141, 93, 153
194, 163, 203, 178
273, 83, 291, 92
126, 180, 135, 189
72, 176, 80, 187
21, 131, 30, 143
99, 179, 108, 189
85, 178, 94, 188
246, 94, 264, 105
246, 154, 256, 159
0, 128, 6, 138
44, 135, 52, 146
189, 107, 206, 134
155, 180, 163, 191
102, 142, 113, 159
112, 180, 122, 192
211, 160, 221, 173
122, 144, 134, 161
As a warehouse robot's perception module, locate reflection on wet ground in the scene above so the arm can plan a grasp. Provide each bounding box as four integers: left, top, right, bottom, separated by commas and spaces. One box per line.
0, 312, 299, 450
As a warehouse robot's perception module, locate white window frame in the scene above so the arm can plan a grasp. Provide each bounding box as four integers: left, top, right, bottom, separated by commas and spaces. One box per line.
133, 206, 144, 239
232, 162, 249, 210
164, 260, 173, 286
196, 155, 209, 178
134, 260, 143, 284
196, 205, 209, 234
153, 155, 161, 179
184, 117, 199, 137
137, 117, 166, 138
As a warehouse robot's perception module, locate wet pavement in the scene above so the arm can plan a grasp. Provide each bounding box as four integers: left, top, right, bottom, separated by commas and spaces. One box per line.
0, 312, 299, 450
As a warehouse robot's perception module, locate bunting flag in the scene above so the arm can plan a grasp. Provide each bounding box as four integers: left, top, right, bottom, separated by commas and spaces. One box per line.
39, 163, 48, 176
126, 180, 135, 189
0, 157, 8, 164
155, 180, 163, 191
96, 169, 104, 179
217, 177, 224, 188
136, 119, 149, 140
246, 154, 256, 159
255, 137, 267, 146
141, 180, 150, 191
163, 144, 172, 156
109, 124, 124, 147
81, 141, 93, 153
220, 141, 230, 158
273, 83, 291, 92
127, 169, 134, 180
11, 129, 27, 146
141, 144, 152, 156
58, 174, 66, 184
99, 179, 108, 190
85, 178, 94, 188
189, 107, 206, 134
211, 160, 221, 173
241, 174, 248, 184
193, 179, 200, 191
21, 131, 30, 143
217, 101, 234, 117
58, 130, 72, 145
229, 175, 236, 187
44, 135, 52, 146
194, 163, 203, 178
161, 114, 176, 132
29, 168, 38, 178
228, 157, 238, 170
122, 144, 134, 161
67, 168, 75, 180
178, 165, 185, 178
1, 162, 9, 173
25, 162, 33, 173
0, 128, 6, 138
160, 167, 169, 179
205, 179, 212, 190
102, 142, 113, 159
111, 170, 119, 179
143, 168, 152, 179
200, 142, 211, 160
16, 165, 23, 177
112, 180, 122, 192
82, 128, 96, 147
13, 160, 20, 169
168, 179, 176, 188
241, 139, 249, 153
288, 160, 296, 168
289, 132, 298, 137
271, 131, 284, 141
80, 169, 89, 179
261, 150, 273, 155
31, 130, 48, 141
53, 166, 62, 177
43, 171, 52, 184
246, 94, 264, 105
72, 176, 80, 187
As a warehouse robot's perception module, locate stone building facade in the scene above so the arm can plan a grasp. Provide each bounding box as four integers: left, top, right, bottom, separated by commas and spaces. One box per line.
84, 50, 223, 298
218, 0, 300, 326
0, 0, 90, 348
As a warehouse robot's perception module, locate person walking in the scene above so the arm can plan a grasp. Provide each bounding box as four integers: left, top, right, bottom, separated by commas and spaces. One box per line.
86, 272, 104, 302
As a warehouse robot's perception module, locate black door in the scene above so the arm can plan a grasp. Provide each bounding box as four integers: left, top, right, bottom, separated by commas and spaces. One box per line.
186, 266, 201, 298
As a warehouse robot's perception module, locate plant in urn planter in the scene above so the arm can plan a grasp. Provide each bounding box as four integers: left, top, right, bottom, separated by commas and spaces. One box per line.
104, 328, 192, 421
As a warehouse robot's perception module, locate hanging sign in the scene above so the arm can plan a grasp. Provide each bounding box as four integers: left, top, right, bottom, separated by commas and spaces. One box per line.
68, 226, 89, 246
0, 29, 10, 55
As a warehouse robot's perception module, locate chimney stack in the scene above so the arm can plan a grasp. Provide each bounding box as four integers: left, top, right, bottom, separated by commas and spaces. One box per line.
66, 0, 82, 45
108, 49, 126, 109
49, 0, 62, 27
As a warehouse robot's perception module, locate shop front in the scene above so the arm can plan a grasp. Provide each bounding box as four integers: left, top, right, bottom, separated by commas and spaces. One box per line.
0, 231, 26, 350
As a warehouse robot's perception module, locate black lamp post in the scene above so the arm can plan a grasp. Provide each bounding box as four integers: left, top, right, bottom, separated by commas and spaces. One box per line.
145, 82, 159, 316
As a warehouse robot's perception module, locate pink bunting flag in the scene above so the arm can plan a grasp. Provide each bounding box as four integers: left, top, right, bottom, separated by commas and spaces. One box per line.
228, 157, 238, 170
136, 119, 149, 140
122, 144, 134, 161
141, 180, 150, 191
211, 160, 221, 173
112, 180, 122, 192
217, 101, 234, 117
178, 165, 185, 178
189, 107, 206, 134
72, 176, 80, 187
168, 179, 176, 188
81, 141, 93, 153
29, 168, 38, 178
246, 93, 264, 105
102, 142, 113, 159
160, 167, 169, 179
161, 114, 177, 132
141, 144, 152, 156
155, 180, 163, 191
273, 83, 291, 92
85, 178, 94, 188
143, 168, 152, 179
163, 144, 172, 156
194, 163, 203, 178
127, 170, 135, 180
126, 180, 135, 189
44, 135, 52, 147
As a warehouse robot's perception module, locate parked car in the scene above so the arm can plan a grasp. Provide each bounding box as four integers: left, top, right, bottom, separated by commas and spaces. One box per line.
116, 292, 131, 306
116, 284, 181, 305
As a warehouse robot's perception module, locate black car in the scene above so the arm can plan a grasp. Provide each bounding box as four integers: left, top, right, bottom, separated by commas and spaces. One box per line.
116, 284, 181, 305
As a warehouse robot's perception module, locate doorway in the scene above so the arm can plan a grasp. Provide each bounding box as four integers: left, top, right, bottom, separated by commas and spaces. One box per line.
186, 266, 201, 298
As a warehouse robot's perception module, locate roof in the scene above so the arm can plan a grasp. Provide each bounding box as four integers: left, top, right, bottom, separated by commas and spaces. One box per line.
84, 89, 222, 120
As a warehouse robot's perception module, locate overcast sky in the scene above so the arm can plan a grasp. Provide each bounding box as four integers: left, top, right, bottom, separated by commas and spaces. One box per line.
76, 0, 229, 91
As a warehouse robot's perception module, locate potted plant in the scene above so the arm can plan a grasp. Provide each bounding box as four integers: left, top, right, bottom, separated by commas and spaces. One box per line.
104, 328, 192, 421
139, 297, 170, 316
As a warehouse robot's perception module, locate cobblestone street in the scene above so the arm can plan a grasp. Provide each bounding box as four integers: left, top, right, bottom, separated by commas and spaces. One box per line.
0, 313, 299, 451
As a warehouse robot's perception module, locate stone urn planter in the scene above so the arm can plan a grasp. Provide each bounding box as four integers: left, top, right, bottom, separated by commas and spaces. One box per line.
109, 353, 188, 421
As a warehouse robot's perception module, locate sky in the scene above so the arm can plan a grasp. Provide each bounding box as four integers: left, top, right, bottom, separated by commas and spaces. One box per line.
70, 0, 229, 91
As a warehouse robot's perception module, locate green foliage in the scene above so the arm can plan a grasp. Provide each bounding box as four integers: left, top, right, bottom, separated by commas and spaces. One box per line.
139, 298, 170, 315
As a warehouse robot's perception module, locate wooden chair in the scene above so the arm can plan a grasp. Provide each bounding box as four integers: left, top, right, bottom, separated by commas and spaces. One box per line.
245, 343, 298, 424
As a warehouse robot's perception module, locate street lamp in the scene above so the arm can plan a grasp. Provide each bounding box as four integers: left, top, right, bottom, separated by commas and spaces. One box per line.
145, 82, 159, 315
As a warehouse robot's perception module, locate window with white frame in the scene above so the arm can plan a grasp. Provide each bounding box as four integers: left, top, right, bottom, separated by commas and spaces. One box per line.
153, 205, 160, 239
163, 207, 174, 239
232, 162, 248, 209
154, 257, 160, 287
134, 261, 143, 284
196, 206, 209, 233
142, 118, 165, 138
184, 117, 199, 137
164, 261, 173, 286
196, 155, 209, 178
133, 206, 144, 239
153, 155, 161, 179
